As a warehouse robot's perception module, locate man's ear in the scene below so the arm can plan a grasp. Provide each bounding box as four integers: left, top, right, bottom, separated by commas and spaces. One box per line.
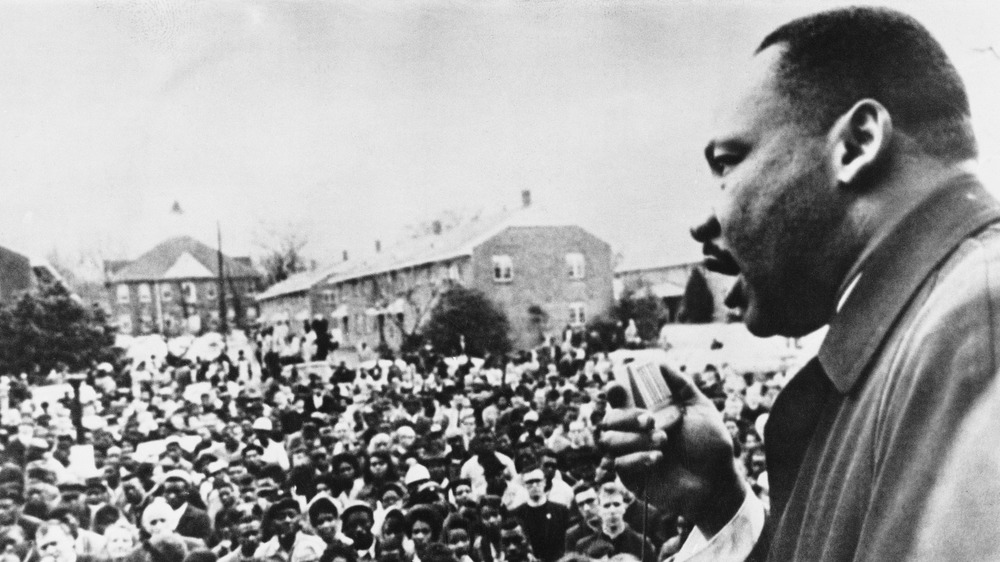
829, 99, 892, 188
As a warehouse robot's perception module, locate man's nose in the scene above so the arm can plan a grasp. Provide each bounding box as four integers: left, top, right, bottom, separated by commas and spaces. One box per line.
690, 214, 740, 275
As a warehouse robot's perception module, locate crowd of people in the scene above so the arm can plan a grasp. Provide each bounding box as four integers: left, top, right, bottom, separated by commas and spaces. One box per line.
0, 327, 789, 562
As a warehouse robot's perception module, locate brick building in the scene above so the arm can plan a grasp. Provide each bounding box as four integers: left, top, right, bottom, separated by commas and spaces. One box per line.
105, 236, 262, 336
257, 196, 614, 352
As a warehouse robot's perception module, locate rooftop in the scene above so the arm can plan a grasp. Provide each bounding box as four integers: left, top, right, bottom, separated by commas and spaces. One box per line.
106, 236, 260, 283
257, 203, 582, 302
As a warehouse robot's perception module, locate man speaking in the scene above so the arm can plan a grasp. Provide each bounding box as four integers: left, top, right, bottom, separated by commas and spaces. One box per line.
601, 6, 998, 561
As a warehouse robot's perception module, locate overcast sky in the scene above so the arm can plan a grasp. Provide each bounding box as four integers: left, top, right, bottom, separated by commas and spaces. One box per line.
1, 0, 997, 276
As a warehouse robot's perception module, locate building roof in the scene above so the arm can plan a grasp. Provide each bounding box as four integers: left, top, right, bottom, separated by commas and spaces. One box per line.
256, 204, 586, 303
107, 236, 260, 283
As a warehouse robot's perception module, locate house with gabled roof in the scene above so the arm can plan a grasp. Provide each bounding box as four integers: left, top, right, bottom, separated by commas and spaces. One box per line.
105, 236, 263, 336
257, 192, 614, 352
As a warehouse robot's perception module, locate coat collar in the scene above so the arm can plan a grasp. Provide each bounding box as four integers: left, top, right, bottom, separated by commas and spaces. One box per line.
819, 174, 1000, 394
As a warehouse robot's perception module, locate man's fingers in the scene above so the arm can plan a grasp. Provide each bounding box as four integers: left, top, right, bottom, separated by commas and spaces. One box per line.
600, 408, 655, 432
599, 430, 668, 456
613, 451, 663, 477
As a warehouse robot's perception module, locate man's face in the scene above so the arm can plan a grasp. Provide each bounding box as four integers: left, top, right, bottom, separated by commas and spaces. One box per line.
522, 469, 546, 503
0, 498, 18, 525
500, 527, 530, 562
122, 480, 144, 504
37, 527, 75, 562
86, 486, 109, 506
452, 484, 472, 504
410, 520, 434, 549
162, 480, 188, 510
271, 507, 299, 537
235, 521, 261, 553
243, 449, 261, 466
446, 528, 471, 558
598, 491, 627, 528
705, 46, 847, 337
541, 456, 558, 481
144, 513, 170, 537
343, 512, 374, 548
218, 486, 236, 507
105, 527, 134, 558
576, 493, 599, 525
312, 511, 339, 544
396, 429, 415, 449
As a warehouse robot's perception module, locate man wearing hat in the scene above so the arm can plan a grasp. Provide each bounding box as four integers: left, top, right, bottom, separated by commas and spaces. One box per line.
254, 495, 325, 562
250, 417, 290, 471
0, 487, 37, 541
340, 501, 379, 562
160, 469, 212, 544
306, 494, 350, 547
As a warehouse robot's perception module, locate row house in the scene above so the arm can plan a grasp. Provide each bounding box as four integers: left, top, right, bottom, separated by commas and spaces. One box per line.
257, 193, 614, 352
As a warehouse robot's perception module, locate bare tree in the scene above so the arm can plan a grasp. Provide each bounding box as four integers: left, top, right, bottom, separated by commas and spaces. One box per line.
253, 221, 312, 286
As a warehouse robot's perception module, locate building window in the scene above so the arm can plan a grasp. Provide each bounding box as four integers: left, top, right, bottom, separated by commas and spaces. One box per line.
182, 282, 197, 302
161, 284, 173, 302
205, 284, 217, 300
343, 315, 350, 335
117, 285, 130, 304
566, 253, 586, 279
448, 263, 461, 281
138, 284, 152, 304
492, 255, 513, 282
569, 302, 587, 325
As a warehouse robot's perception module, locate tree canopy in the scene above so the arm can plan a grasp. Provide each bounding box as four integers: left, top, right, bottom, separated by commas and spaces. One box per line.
679, 267, 715, 323
422, 286, 512, 358
0, 281, 119, 375
612, 281, 668, 343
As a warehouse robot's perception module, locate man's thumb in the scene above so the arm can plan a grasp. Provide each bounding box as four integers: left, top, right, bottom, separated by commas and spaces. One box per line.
658, 364, 700, 403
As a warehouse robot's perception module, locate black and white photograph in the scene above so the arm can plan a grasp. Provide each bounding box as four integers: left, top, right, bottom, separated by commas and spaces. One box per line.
0, 1, 997, 561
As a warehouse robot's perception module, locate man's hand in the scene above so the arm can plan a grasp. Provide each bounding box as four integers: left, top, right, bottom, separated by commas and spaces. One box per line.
599, 365, 745, 537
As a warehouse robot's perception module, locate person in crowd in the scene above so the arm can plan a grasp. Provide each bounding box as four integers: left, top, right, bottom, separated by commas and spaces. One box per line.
35, 520, 100, 562
441, 515, 476, 562
508, 465, 569, 562
497, 519, 536, 562
306, 495, 348, 548
572, 482, 654, 561
217, 512, 260, 562
101, 521, 137, 562
404, 505, 443, 560
563, 484, 600, 554
254, 496, 326, 562
159, 471, 212, 545
341, 502, 379, 562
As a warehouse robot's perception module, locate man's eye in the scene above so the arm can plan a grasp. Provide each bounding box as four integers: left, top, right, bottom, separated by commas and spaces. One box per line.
711, 153, 742, 176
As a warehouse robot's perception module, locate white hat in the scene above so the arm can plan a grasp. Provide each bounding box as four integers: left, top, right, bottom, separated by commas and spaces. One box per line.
404, 463, 431, 486
252, 417, 273, 431
523, 410, 540, 423
162, 469, 192, 485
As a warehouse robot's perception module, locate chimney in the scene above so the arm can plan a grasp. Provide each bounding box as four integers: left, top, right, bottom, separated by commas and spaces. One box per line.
432, 220, 442, 235
375, 240, 382, 253
343, 250, 349, 262
521, 190, 531, 208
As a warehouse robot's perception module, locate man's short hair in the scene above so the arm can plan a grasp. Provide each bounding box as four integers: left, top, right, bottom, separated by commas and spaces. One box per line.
758, 6, 976, 163
598, 481, 633, 503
